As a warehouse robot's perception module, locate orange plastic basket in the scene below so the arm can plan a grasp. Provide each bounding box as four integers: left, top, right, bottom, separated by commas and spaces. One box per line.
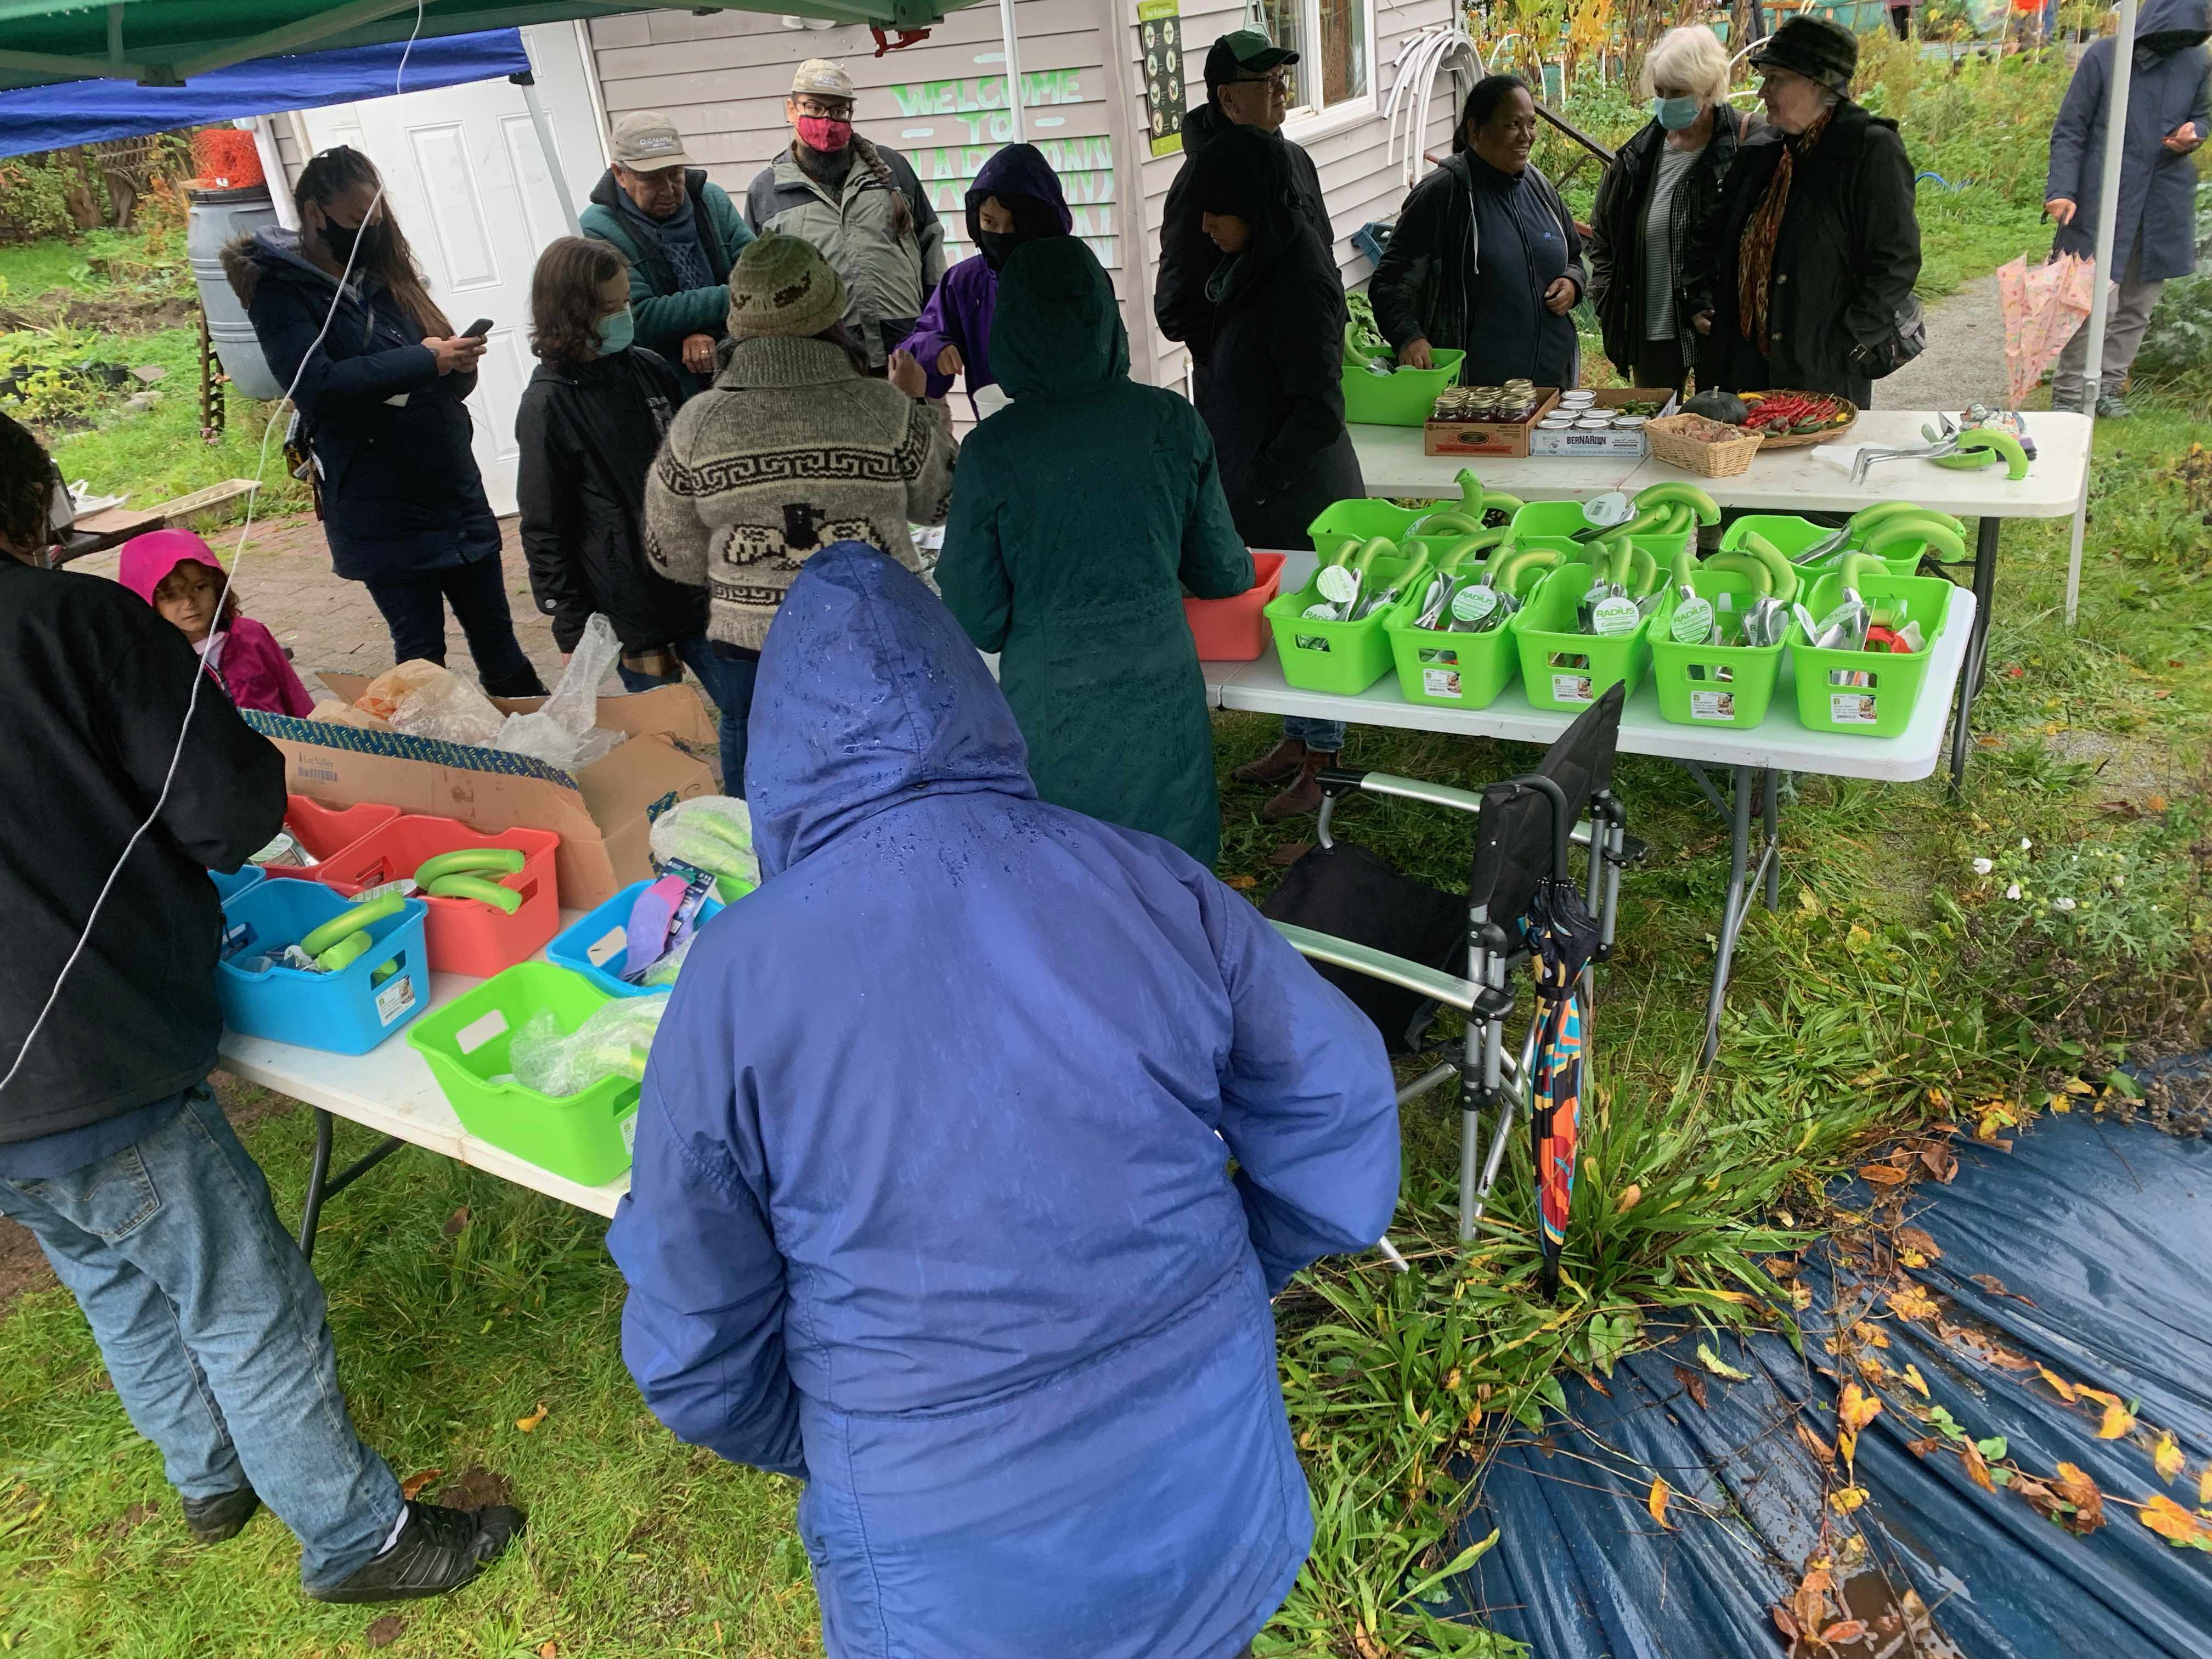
190, 129, 265, 190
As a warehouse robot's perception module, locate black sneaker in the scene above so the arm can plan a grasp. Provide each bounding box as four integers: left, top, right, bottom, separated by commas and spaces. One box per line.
181, 1487, 260, 1544
306, 1500, 526, 1604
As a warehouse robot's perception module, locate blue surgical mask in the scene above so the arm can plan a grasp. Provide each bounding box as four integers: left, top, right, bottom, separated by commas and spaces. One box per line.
595, 304, 635, 354
1652, 95, 1701, 131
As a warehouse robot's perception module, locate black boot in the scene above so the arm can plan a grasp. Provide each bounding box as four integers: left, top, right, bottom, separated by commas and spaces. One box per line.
181, 1486, 260, 1544
306, 1500, 526, 1605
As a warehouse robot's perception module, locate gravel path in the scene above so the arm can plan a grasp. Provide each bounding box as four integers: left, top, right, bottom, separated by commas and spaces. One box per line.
1878, 274, 2011, 412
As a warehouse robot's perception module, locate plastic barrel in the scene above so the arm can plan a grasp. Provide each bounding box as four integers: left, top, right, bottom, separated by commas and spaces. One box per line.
187, 185, 283, 401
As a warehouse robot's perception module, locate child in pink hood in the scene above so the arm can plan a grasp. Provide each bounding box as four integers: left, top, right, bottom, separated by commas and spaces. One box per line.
118, 529, 314, 718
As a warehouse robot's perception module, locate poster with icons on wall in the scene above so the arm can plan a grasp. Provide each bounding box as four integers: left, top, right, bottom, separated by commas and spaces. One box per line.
1137, 0, 1184, 157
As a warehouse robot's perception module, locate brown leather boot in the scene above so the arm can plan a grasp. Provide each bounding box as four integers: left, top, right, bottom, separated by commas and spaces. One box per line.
1262, 749, 1337, 820
1233, 737, 1307, 786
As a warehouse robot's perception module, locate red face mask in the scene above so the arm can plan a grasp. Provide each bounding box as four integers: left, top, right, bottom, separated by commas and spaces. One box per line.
797, 115, 853, 153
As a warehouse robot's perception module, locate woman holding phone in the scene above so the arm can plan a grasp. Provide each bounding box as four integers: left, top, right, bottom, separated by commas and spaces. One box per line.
227, 145, 547, 696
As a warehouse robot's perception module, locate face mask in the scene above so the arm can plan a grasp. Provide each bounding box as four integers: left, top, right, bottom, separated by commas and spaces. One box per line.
977, 230, 1019, 270
319, 215, 381, 268
595, 304, 636, 354
797, 115, 853, 153
1652, 95, 1701, 131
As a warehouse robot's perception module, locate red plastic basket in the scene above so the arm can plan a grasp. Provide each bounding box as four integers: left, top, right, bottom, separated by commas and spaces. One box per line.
308, 814, 561, 978
259, 797, 404, 884
1185, 550, 1287, 662
190, 130, 265, 190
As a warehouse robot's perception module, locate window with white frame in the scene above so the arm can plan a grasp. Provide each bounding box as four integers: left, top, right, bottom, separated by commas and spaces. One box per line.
1256, 0, 1373, 123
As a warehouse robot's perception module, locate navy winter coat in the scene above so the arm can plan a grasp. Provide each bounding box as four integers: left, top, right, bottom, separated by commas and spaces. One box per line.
606, 541, 1401, 1659
2047, 0, 2211, 283
225, 229, 500, 582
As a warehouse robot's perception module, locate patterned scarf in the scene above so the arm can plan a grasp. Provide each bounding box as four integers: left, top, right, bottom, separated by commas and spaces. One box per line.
1737, 108, 1832, 348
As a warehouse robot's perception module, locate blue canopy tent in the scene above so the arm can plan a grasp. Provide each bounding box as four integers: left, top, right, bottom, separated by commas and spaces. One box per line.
0, 29, 530, 160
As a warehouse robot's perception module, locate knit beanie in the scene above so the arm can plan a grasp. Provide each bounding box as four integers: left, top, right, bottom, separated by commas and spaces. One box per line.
726, 233, 848, 340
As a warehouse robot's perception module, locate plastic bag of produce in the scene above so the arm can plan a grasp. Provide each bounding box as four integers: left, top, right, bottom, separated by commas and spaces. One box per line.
648, 795, 759, 889
509, 995, 668, 1097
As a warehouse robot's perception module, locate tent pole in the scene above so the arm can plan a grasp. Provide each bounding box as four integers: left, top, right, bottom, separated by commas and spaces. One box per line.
515, 71, 580, 235
2064, 0, 2137, 627
998, 0, 1027, 141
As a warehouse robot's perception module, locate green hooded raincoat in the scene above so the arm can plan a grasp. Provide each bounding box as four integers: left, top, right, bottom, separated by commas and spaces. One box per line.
939, 238, 1253, 867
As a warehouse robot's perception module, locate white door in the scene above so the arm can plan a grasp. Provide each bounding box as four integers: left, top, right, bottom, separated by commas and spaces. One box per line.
297, 27, 604, 515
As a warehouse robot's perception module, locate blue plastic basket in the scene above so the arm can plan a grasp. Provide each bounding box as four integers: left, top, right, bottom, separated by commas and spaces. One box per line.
209, 866, 264, 905
548, 879, 727, 999
216, 881, 430, 1054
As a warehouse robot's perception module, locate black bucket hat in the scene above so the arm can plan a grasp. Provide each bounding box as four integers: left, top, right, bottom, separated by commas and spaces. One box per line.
1748, 15, 1858, 94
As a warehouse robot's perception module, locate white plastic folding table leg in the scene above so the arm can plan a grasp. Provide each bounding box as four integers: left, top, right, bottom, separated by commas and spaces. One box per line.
1700, 764, 1781, 1069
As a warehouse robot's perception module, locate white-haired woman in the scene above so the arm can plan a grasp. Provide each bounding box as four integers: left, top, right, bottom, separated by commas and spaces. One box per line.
1586, 25, 1743, 393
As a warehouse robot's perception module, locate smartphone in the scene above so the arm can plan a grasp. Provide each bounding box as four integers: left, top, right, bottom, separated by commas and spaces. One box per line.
461, 318, 494, 339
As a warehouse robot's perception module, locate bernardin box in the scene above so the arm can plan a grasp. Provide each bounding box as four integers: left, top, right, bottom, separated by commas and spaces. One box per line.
242, 680, 718, 910
1525, 388, 1683, 459
1423, 389, 1561, 459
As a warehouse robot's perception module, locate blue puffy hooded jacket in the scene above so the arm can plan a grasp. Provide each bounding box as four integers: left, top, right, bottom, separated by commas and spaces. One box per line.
606, 541, 1400, 1659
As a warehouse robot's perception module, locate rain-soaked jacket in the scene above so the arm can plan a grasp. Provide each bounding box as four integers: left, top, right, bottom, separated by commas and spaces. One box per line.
939, 237, 1252, 867
606, 540, 1400, 1659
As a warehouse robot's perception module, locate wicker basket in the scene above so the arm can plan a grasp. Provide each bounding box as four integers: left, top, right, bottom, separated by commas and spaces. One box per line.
1645, 414, 1763, 478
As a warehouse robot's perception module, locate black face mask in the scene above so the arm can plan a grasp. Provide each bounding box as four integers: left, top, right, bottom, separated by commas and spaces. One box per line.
978, 229, 1019, 270
319, 216, 383, 268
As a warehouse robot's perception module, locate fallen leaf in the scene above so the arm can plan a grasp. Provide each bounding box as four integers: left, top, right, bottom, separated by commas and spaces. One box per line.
515, 1402, 550, 1433
1859, 1162, 1911, 1186
1771, 1606, 1801, 1641
1797, 1422, 1836, 1466
1962, 1440, 1997, 1492
2053, 1462, 2107, 1532
1901, 1363, 1929, 1397
2037, 1367, 2078, 1403
1830, 1485, 1868, 1514
1351, 1623, 1390, 1659
2200, 1464, 2212, 1509
1696, 1342, 1752, 1383
2148, 792, 2170, 812
1906, 1436, 1943, 1459
1614, 1183, 1641, 1213
1856, 1355, 1890, 1384
365, 1615, 406, 1649
2155, 1432, 2185, 1486
1222, 873, 1257, 890
1841, 1384, 1883, 1431
1889, 1283, 1939, 1322
2062, 1078, 2096, 1096
539, 1644, 558, 1659
399, 1468, 443, 1501
1673, 1364, 1709, 1411
1917, 1142, 1959, 1182
1852, 1322, 1891, 1350
441, 1205, 470, 1238
2139, 1493, 2212, 1550
1793, 1567, 1833, 1640
2096, 1399, 2136, 1440
1647, 1476, 1672, 1530
1821, 1621, 1869, 1646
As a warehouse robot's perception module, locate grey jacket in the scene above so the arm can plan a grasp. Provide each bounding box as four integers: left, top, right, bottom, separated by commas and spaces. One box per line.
746, 140, 946, 365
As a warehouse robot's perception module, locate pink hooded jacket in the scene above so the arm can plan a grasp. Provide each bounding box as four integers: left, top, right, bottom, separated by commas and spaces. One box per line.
117, 529, 314, 719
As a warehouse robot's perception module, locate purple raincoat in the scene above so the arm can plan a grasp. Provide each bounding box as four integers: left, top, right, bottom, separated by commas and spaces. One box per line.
899, 143, 1074, 405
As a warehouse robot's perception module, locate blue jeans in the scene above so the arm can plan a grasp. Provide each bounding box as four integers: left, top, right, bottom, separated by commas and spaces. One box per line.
363, 554, 548, 699
0, 1084, 403, 1588
1285, 716, 1345, 752
617, 635, 759, 798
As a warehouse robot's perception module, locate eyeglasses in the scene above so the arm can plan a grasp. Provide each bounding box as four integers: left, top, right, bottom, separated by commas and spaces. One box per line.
792, 97, 854, 119
1228, 70, 1291, 93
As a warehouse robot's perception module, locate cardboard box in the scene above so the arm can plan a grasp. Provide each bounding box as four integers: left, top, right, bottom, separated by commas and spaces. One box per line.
1525, 388, 1682, 459
1423, 390, 1561, 458
262, 679, 718, 909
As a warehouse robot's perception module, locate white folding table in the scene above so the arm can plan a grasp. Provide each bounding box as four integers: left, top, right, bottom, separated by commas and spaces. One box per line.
1348, 410, 2090, 789
1201, 548, 1977, 1062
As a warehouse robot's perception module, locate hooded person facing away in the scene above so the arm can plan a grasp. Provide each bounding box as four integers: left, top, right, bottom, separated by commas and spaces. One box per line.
1182, 122, 1363, 552
938, 237, 1252, 867
606, 541, 1401, 1659
896, 142, 1073, 413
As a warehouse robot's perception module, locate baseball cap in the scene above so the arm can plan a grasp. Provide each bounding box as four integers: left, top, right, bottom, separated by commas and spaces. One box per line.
1204, 26, 1299, 93
1746, 15, 1857, 94
610, 111, 696, 171
791, 58, 857, 99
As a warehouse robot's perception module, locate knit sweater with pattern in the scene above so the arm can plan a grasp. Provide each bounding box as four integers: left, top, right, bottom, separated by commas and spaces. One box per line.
644, 335, 955, 650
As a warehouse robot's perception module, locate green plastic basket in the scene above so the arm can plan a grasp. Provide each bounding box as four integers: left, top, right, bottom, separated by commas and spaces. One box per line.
1308, 498, 1498, 565
1649, 569, 1789, 729
1509, 499, 1610, 544
1341, 348, 1465, 426
1265, 554, 1421, 695
1511, 561, 1660, 713
407, 962, 644, 1185
1719, 514, 1836, 561
1790, 571, 1956, 738
1381, 559, 1540, 710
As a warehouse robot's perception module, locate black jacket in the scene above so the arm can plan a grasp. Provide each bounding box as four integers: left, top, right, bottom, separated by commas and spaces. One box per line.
1586, 108, 1742, 375
1156, 104, 1335, 376
0, 560, 285, 1142
1369, 151, 1589, 388
516, 345, 702, 654
224, 229, 500, 582
1684, 103, 1922, 406
1184, 126, 1364, 549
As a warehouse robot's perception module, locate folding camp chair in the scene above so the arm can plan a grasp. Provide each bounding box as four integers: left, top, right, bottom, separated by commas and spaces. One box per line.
1268, 688, 1637, 1265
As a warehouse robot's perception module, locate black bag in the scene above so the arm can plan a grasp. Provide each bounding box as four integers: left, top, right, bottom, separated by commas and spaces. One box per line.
1852, 294, 1927, 380
1261, 842, 1469, 1055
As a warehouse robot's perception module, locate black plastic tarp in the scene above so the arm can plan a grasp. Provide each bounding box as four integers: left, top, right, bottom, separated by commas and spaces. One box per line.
1452, 1114, 2212, 1657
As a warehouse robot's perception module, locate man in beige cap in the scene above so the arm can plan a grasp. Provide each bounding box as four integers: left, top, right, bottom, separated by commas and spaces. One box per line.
582, 110, 755, 394
744, 58, 944, 373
